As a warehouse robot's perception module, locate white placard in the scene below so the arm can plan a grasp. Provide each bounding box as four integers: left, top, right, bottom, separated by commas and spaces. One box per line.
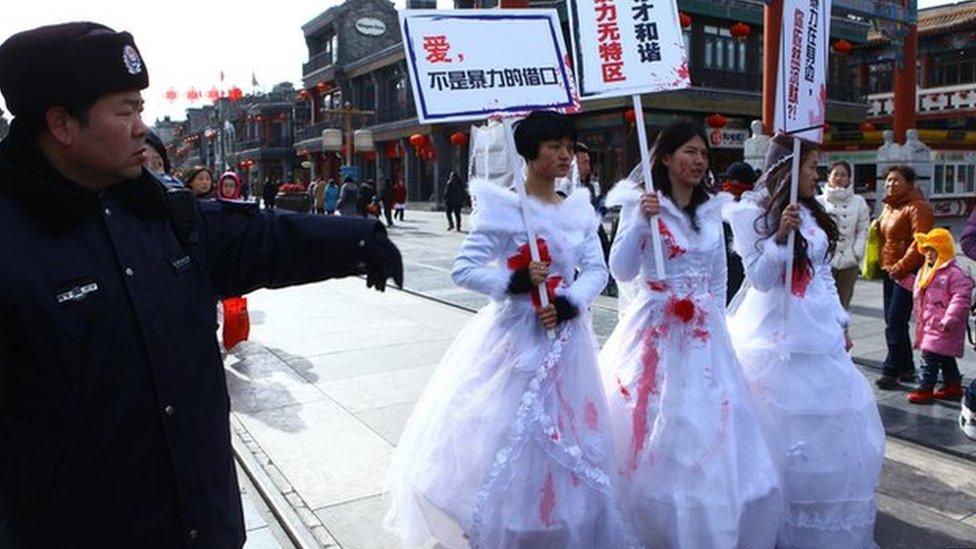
568, 0, 689, 99
399, 10, 580, 124
775, 0, 832, 143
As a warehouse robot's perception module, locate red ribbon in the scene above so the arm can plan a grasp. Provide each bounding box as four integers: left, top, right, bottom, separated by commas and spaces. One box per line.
507, 238, 562, 308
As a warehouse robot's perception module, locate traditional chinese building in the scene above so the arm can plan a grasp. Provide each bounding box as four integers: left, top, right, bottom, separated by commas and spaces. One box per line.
223, 83, 298, 194
290, 0, 868, 203
822, 0, 976, 227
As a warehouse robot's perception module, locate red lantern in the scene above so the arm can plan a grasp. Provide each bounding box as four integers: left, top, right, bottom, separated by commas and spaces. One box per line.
186, 87, 201, 103
164, 87, 178, 103
409, 134, 428, 149
207, 87, 221, 102
228, 87, 243, 102
624, 108, 636, 125
385, 141, 402, 159
706, 113, 728, 129
298, 89, 309, 101
730, 22, 751, 39
316, 81, 328, 93
679, 12, 692, 28
859, 121, 875, 132
832, 39, 853, 55
449, 132, 469, 146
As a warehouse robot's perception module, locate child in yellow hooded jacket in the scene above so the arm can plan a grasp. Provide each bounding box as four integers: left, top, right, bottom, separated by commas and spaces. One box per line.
899, 228, 974, 404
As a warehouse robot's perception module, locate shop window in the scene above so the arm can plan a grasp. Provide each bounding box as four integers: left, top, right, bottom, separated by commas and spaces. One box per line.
703, 26, 746, 73
933, 162, 975, 196
868, 62, 892, 93
928, 49, 976, 87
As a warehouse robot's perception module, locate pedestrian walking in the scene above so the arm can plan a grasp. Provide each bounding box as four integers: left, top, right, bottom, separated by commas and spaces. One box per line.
897, 229, 973, 404
312, 177, 327, 214
726, 136, 884, 547
817, 160, 869, 310
323, 178, 339, 215
216, 171, 242, 200
956, 205, 976, 439
380, 179, 395, 227
575, 143, 611, 263
875, 165, 935, 389
0, 22, 403, 547
185, 165, 215, 198
358, 179, 377, 217
602, 122, 781, 548
337, 176, 359, 216
392, 179, 407, 221
444, 171, 467, 231
385, 111, 628, 547
262, 177, 278, 209
719, 161, 760, 303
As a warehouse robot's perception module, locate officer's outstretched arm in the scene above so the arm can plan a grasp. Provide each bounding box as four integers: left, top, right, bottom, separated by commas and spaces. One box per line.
198, 201, 403, 297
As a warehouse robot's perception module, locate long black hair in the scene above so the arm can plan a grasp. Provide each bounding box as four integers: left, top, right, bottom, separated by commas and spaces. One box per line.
650, 120, 711, 231
756, 137, 838, 276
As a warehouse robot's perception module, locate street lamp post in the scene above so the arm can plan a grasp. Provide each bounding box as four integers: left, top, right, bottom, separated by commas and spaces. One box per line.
322, 101, 374, 166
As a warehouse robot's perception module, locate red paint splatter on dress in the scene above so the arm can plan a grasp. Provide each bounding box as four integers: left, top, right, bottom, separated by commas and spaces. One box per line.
555, 379, 580, 444
787, 265, 813, 297
657, 219, 686, 258
539, 470, 557, 528
617, 376, 632, 401
628, 327, 661, 472
647, 280, 668, 292
584, 400, 599, 431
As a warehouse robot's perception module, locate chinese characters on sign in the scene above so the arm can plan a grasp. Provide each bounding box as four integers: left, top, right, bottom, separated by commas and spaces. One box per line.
595, 0, 626, 82
423, 35, 452, 63
400, 10, 579, 124
427, 68, 561, 91
570, 0, 689, 99
631, 0, 661, 64
775, 0, 831, 143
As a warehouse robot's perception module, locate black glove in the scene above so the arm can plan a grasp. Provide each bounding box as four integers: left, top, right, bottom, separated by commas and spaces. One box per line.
507, 267, 534, 295
364, 227, 404, 292
553, 296, 579, 323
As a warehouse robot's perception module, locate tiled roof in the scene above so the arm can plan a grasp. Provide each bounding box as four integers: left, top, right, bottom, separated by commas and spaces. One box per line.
868, 0, 976, 41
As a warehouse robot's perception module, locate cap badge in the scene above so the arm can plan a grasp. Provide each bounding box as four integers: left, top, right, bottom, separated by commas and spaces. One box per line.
122, 45, 142, 75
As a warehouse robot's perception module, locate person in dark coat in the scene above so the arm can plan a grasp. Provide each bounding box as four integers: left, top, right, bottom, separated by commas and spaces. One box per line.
444, 171, 467, 231
261, 177, 279, 209
358, 178, 377, 217
380, 178, 395, 227
718, 162, 760, 303
0, 22, 403, 548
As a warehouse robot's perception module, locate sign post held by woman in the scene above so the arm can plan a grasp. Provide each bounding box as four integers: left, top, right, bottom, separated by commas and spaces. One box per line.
566, 0, 690, 279
773, 0, 832, 306
400, 9, 581, 337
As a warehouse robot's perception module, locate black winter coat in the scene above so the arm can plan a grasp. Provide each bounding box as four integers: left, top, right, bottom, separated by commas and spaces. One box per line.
0, 127, 391, 548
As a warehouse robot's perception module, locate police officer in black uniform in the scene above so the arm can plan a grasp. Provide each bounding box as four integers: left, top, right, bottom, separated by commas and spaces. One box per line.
0, 22, 402, 547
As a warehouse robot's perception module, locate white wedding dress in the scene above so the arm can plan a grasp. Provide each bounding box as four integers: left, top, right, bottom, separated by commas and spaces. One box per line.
385, 179, 631, 548
599, 184, 782, 548
725, 189, 884, 548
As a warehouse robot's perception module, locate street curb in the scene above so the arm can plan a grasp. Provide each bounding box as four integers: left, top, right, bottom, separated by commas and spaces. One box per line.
231, 429, 323, 549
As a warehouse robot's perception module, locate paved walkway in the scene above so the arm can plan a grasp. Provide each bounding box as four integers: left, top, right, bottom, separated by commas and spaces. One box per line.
226, 275, 976, 548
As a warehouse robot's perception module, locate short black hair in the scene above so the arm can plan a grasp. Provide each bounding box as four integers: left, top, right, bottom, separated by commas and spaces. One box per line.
19, 99, 93, 139
513, 110, 577, 160
575, 142, 590, 154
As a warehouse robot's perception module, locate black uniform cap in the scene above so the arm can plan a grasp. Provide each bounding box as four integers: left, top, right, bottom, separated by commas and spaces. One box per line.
0, 22, 149, 117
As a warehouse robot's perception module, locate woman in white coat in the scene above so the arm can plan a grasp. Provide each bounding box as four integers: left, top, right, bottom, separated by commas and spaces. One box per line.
817, 160, 869, 309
